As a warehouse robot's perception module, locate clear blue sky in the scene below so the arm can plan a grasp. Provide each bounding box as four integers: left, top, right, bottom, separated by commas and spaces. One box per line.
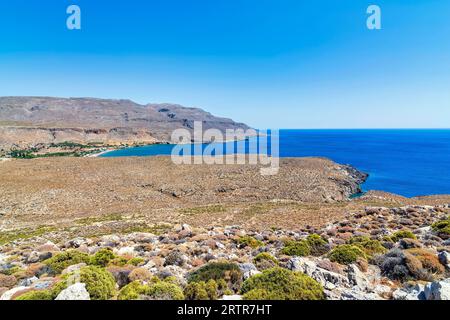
0, 0, 449, 129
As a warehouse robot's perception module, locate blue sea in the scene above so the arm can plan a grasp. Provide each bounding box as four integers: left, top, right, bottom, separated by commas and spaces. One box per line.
101, 129, 450, 198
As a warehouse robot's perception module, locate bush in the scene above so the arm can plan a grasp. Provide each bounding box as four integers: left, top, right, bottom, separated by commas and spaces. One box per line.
53, 266, 117, 300
328, 245, 366, 265
348, 236, 387, 257
306, 234, 330, 256
0, 274, 17, 288
281, 240, 311, 257
15, 290, 53, 300
187, 262, 243, 292
118, 281, 148, 300
241, 267, 324, 300
376, 248, 442, 282
254, 253, 278, 271
119, 278, 184, 300
43, 250, 90, 274
405, 248, 445, 275
184, 282, 209, 300
237, 236, 263, 249
128, 257, 145, 266
391, 230, 416, 242
145, 281, 184, 300
184, 279, 221, 300
90, 248, 116, 267
128, 267, 153, 283
431, 218, 450, 239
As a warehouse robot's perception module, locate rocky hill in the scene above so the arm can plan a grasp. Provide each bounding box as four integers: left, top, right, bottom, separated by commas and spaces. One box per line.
0, 97, 250, 153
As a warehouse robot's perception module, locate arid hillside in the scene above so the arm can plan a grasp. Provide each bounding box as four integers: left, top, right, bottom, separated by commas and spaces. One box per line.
0, 97, 250, 153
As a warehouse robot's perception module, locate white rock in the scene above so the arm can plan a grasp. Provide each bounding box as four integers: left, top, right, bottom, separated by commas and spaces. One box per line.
288, 257, 349, 289
347, 264, 372, 292
55, 283, 90, 300
392, 284, 425, 300
62, 263, 87, 275
0, 286, 28, 300
19, 276, 39, 287
424, 279, 450, 300
115, 246, 136, 257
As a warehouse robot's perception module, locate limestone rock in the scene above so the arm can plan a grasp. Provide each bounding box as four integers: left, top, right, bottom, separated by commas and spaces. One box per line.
55, 283, 90, 300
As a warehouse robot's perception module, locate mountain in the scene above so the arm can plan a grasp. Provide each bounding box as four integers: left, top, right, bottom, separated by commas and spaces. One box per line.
0, 96, 250, 152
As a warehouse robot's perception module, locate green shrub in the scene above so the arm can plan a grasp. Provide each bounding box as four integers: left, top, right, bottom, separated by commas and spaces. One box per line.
237, 236, 263, 249
241, 267, 324, 300
52, 266, 116, 300
43, 250, 90, 274
281, 240, 311, 256
348, 236, 387, 257
306, 234, 330, 256
391, 230, 417, 242
128, 257, 145, 266
187, 262, 243, 292
90, 248, 117, 267
118, 281, 148, 300
184, 279, 219, 300
184, 282, 210, 300
431, 218, 450, 238
253, 253, 278, 271
15, 290, 53, 300
328, 245, 366, 265
147, 281, 184, 300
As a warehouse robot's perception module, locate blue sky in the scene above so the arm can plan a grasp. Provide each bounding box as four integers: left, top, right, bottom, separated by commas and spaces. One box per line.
0, 0, 449, 128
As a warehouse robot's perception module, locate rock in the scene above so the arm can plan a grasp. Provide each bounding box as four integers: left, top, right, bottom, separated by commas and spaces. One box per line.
164, 251, 187, 267
239, 263, 260, 280
424, 279, 450, 300
115, 246, 136, 257
347, 264, 371, 292
339, 289, 383, 300
288, 257, 349, 290
392, 284, 425, 300
18, 276, 38, 287
62, 263, 87, 275
0, 286, 28, 300
55, 283, 90, 300
0, 274, 17, 288
221, 295, 242, 300
65, 237, 89, 248
438, 251, 450, 269
26, 251, 42, 263
36, 241, 60, 252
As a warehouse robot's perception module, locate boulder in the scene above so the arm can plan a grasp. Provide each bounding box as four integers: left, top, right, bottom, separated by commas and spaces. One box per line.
287, 257, 349, 290
0, 286, 28, 300
438, 251, 450, 269
347, 264, 371, 292
392, 284, 425, 300
424, 279, 450, 300
55, 283, 90, 300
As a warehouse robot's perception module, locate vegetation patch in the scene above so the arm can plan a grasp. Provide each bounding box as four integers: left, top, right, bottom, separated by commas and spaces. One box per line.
187, 262, 242, 292
253, 252, 279, 270
236, 236, 263, 249
431, 218, 450, 239
281, 240, 311, 257
0, 226, 56, 245
43, 250, 90, 275
241, 267, 324, 300
390, 230, 417, 242
328, 244, 366, 265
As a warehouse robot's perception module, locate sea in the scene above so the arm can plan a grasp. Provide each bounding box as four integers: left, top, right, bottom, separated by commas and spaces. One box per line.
101, 129, 450, 198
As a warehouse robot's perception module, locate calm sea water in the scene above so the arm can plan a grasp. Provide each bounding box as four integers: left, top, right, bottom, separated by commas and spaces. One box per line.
101, 129, 450, 197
